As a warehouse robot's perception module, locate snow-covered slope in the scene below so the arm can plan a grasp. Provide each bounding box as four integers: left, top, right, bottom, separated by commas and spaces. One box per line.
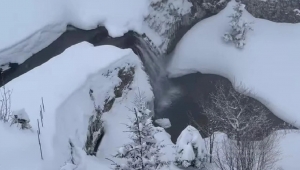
1, 40, 179, 170
168, 0, 300, 128
0, 0, 149, 66
2, 42, 134, 170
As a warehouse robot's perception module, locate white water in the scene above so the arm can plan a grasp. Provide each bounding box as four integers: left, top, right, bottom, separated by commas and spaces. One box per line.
134, 36, 181, 114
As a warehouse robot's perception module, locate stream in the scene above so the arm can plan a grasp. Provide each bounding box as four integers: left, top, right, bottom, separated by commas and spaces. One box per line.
1, 26, 291, 143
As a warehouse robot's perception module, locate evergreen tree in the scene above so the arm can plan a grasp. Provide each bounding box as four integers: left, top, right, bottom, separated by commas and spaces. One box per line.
108, 93, 169, 170
223, 2, 252, 48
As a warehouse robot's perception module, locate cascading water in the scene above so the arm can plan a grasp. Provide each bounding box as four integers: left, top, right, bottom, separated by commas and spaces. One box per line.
131, 36, 181, 115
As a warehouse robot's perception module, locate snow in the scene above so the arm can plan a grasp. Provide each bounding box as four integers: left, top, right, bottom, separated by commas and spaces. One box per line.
155, 118, 171, 128
277, 130, 300, 170
144, 0, 192, 52
209, 131, 300, 170
12, 108, 30, 121
175, 125, 207, 167
1, 42, 133, 170
0, 123, 41, 170
168, 0, 300, 128
0, 0, 149, 66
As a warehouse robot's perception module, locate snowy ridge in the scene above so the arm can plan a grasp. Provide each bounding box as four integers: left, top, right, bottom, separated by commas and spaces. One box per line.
52, 49, 153, 169
0, 0, 149, 66
3, 42, 133, 170
168, 0, 300, 128
0, 23, 66, 66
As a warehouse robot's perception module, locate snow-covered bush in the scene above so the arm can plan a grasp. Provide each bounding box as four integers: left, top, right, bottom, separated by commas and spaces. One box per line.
10, 108, 31, 129
203, 0, 229, 14
175, 125, 207, 169
294, 9, 300, 16
109, 93, 169, 170
223, 2, 252, 49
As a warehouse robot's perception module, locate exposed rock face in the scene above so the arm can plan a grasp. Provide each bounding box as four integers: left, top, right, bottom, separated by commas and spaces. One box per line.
85, 66, 135, 156
147, 0, 300, 54
241, 0, 300, 23
164, 0, 230, 54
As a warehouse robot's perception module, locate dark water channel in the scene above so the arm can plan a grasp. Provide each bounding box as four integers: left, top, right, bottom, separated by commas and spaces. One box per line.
161, 73, 293, 142
1, 26, 294, 144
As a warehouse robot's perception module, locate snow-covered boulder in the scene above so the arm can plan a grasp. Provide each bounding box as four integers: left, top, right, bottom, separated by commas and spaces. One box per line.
155, 118, 171, 129
11, 108, 32, 129
12, 108, 30, 122
175, 125, 207, 168
168, 0, 300, 129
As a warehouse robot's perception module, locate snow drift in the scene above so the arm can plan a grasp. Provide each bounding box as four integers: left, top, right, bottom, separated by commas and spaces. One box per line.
0, 0, 149, 66
168, 0, 300, 128
2, 42, 134, 170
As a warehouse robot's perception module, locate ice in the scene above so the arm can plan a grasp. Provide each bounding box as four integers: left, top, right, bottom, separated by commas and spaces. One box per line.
155, 118, 171, 128
168, 0, 300, 128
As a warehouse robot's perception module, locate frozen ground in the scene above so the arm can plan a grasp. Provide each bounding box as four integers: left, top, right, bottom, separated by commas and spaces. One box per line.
168, 0, 300, 129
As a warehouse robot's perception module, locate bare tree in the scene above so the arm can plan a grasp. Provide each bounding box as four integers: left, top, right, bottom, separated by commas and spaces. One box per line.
204, 83, 270, 142
203, 83, 282, 170
0, 84, 12, 122
37, 119, 43, 160
214, 131, 281, 170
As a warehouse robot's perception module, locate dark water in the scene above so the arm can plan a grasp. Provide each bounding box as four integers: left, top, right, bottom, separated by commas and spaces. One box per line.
161, 73, 294, 142
1, 27, 294, 144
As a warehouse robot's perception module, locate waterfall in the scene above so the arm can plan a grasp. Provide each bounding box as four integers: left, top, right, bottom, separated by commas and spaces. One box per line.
132, 36, 181, 115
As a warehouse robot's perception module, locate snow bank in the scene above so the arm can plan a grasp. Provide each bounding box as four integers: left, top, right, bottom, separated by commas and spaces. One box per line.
0, 0, 149, 65
277, 130, 300, 170
168, 0, 300, 128
0, 123, 41, 170
3, 42, 131, 170
52, 48, 153, 168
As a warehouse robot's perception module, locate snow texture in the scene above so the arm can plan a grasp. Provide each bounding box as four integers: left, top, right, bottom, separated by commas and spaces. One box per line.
175, 125, 207, 168
210, 131, 300, 170
12, 108, 30, 121
155, 118, 171, 128
144, 0, 192, 52
2, 42, 133, 170
168, 0, 300, 129
0, 0, 149, 66
276, 130, 300, 170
